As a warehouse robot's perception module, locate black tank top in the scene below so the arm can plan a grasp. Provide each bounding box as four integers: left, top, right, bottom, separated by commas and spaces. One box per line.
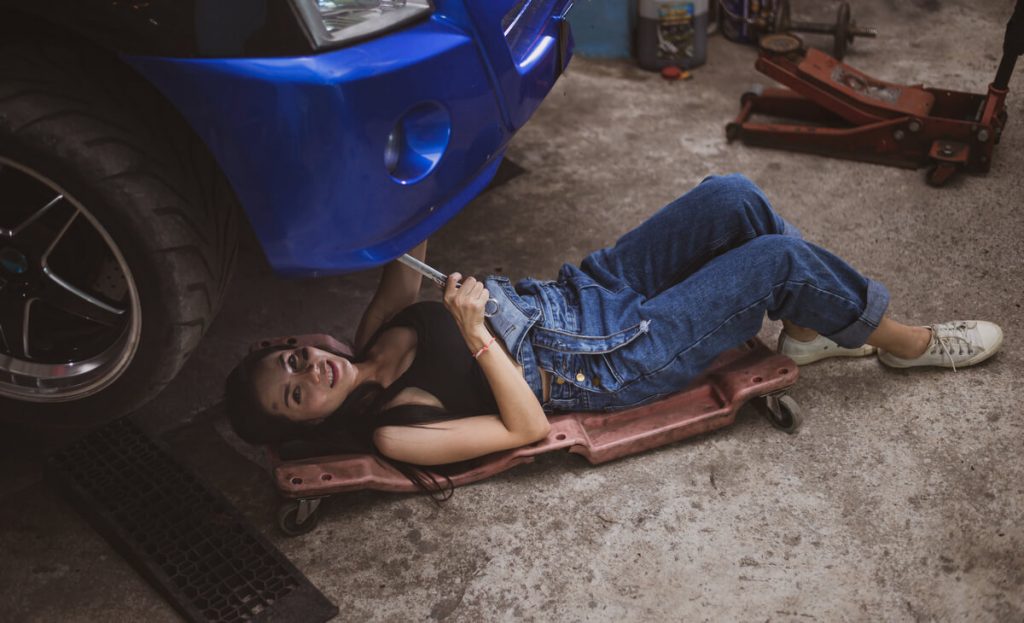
372, 302, 498, 416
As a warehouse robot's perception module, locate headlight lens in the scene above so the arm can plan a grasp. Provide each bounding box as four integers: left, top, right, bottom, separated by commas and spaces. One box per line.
309, 0, 433, 45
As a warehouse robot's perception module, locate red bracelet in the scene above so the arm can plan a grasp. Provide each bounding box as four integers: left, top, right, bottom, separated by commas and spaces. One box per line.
473, 336, 497, 359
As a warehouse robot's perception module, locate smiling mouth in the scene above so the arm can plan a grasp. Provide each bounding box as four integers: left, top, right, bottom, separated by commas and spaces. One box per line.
326, 360, 337, 388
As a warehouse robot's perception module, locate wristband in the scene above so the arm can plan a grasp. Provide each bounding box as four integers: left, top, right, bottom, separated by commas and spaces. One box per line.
473, 336, 497, 359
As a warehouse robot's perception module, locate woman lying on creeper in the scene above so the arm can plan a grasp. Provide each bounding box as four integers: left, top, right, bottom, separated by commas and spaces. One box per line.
226, 174, 1003, 492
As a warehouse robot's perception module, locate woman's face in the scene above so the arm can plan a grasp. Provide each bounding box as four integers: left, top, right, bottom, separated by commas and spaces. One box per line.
252, 346, 358, 423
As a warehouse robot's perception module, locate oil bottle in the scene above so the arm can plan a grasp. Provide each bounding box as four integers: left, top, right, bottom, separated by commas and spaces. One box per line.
636, 0, 710, 70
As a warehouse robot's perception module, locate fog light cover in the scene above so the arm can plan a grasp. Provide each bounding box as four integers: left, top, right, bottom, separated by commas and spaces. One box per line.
386, 103, 451, 184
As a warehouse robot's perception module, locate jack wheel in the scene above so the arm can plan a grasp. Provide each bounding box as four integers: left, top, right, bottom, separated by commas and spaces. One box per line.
277, 500, 321, 537
764, 394, 802, 434
725, 122, 742, 142
926, 162, 960, 187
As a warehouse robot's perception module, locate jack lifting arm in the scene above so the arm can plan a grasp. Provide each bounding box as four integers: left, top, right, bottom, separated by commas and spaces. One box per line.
995, 0, 1024, 90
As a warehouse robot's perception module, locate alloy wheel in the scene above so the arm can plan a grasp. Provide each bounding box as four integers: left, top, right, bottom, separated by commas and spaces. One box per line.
0, 157, 141, 403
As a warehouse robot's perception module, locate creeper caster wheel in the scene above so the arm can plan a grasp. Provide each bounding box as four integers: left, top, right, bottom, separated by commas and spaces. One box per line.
277, 498, 322, 537
764, 393, 802, 434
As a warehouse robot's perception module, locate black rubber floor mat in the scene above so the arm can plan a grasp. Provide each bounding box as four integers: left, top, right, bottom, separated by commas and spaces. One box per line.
46, 419, 337, 623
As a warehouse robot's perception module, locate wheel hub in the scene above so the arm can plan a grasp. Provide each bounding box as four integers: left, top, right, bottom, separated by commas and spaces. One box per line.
0, 246, 29, 275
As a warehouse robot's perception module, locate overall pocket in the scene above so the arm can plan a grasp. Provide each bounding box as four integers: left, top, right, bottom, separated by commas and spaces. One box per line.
531, 320, 653, 393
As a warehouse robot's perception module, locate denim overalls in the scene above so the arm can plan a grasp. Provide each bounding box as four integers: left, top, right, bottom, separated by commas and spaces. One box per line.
485, 174, 890, 413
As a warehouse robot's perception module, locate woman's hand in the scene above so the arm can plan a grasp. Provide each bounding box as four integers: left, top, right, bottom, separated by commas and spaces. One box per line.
443, 272, 490, 345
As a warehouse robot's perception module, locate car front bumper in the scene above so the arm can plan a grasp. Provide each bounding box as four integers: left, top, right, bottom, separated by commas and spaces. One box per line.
124, 1, 574, 276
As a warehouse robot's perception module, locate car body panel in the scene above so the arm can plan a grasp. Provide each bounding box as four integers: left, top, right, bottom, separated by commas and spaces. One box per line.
466, 0, 575, 130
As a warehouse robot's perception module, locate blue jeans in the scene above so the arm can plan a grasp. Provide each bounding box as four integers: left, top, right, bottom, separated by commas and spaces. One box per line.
485, 174, 890, 412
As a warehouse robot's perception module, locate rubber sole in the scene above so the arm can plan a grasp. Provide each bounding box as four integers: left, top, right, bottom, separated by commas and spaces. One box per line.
778, 336, 878, 366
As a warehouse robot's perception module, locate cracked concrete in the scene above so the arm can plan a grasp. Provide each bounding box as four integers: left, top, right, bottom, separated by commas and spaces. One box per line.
1, 0, 1022, 621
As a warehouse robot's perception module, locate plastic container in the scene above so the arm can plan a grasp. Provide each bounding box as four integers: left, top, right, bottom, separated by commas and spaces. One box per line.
719, 0, 785, 44
636, 0, 709, 70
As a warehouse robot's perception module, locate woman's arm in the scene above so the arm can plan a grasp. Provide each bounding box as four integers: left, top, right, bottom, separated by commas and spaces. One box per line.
372, 274, 551, 465
373, 413, 549, 465
354, 240, 427, 351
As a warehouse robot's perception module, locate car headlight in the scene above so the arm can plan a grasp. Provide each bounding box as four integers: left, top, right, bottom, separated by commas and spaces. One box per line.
293, 0, 434, 49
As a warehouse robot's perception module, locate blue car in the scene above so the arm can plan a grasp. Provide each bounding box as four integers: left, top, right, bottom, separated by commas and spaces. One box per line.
0, 0, 574, 426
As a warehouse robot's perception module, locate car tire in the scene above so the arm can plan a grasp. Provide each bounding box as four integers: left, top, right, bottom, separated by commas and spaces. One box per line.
0, 38, 238, 427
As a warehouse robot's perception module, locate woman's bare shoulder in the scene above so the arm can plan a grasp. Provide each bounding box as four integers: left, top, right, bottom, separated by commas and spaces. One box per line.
363, 325, 418, 389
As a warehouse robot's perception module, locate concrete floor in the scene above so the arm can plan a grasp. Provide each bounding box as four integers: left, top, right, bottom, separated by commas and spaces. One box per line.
2, 0, 1022, 620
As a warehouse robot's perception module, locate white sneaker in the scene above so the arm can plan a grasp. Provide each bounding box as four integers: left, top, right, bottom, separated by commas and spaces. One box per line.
878, 321, 1004, 370
777, 332, 877, 365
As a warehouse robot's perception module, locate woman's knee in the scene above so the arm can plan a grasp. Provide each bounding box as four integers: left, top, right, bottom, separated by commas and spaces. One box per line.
745, 234, 810, 270
701, 172, 763, 200
701, 173, 775, 219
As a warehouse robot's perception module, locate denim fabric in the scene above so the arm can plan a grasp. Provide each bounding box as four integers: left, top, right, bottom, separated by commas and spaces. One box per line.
485, 174, 890, 412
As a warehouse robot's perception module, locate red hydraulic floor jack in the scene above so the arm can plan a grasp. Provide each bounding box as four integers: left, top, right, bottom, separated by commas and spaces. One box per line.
726, 0, 1024, 186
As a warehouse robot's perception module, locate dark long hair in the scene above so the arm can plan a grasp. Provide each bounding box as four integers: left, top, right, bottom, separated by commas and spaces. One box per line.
224, 342, 465, 500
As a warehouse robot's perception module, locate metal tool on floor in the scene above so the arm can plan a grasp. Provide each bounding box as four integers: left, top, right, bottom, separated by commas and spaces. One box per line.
719, 0, 875, 60
725, 0, 1024, 186
248, 333, 801, 536
397, 253, 499, 317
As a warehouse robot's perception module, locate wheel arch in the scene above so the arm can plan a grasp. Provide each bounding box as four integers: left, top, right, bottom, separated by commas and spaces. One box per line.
0, 7, 252, 243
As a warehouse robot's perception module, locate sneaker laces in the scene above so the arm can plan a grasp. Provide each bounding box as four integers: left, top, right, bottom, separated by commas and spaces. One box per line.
928, 322, 978, 372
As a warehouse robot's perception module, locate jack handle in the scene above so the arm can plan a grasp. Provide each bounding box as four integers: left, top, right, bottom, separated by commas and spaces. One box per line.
994, 0, 1024, 90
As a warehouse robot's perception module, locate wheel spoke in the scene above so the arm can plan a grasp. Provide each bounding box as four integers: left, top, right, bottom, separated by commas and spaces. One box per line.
41, 202, 79, 264
2, 195, 63, 239
8, 194, 77, 257
0, 296, 30, 359
40, 268, 125, 327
